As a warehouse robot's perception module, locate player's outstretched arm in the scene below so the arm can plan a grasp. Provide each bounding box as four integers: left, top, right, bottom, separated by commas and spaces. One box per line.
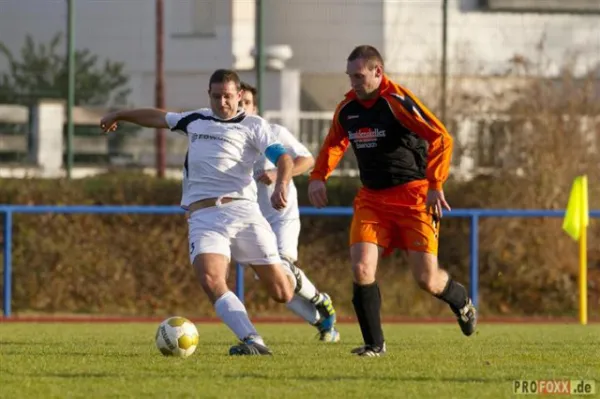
100, 108, 169, 133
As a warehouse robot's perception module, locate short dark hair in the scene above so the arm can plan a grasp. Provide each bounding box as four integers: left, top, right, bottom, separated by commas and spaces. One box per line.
208, 69, 241, 91
240, 81, 258, 103
347, 45, 384, 69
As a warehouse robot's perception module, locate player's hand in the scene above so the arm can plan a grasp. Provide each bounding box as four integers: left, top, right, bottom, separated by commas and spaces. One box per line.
271, 182, 288, 211
426, 189, 451, 220
100, 112, 120, 134
256, 169, 277, 186
308, 180, 328, 208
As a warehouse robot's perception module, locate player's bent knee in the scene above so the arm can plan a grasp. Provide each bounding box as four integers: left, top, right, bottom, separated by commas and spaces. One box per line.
251, 263, 294, 303
352, 261, 376, 285
408, 251, 445, 294
270, 281, 293, 303
350, 242, 380, 284
279, 257, 300, 293
197, 274, 228, 302
415, 273, 438, 293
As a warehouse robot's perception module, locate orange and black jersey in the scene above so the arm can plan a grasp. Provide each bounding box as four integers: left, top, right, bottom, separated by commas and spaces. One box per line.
310, 75, 453, 190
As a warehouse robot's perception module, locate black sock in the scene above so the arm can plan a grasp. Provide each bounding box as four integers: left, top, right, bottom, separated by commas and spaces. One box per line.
436, 278, 469, 314
352, 282, 384, 348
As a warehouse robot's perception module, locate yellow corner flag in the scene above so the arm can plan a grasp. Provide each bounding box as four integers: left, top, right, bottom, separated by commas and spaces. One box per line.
563, 175, 589, 241
562, 175, 589, 325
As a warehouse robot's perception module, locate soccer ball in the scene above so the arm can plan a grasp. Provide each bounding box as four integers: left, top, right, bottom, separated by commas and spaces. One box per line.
155, 316, 199, 358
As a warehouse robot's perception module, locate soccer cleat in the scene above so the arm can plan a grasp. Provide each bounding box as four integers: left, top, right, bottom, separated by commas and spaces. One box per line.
228, 335, 273, 356
351, 342, 387, 357
313, 293, 340, 342
456, 298, 477, 336
316, 326, 341, 343
313, 293, 336, 329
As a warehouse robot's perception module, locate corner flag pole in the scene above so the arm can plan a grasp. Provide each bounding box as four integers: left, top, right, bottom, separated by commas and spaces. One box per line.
562, 175, 589, 325
578, 175, 588, 325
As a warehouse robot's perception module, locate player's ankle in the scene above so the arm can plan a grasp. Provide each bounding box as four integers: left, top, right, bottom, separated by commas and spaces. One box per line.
310, 293, 325, 305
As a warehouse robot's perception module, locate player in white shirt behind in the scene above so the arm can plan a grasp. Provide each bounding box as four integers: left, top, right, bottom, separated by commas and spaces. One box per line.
99, 69, 297, 356
240, 82, 340, 343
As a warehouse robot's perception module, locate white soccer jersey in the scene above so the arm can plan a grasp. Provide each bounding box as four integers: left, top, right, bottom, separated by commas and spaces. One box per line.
166, 108, 283, 208
254, 124, 313, 222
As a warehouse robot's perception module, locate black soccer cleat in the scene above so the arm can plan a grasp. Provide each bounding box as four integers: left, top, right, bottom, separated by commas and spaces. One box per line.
456, 298, 477, 336
351, 342, 387, 357
229, 336, 273, 356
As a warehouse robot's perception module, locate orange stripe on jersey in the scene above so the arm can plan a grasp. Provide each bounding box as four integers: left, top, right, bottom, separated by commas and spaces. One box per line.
309, 98, 353, 181
382, 80, 454, 190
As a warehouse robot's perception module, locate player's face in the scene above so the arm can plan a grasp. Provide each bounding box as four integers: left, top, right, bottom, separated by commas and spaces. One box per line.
208, 81, 242, 119
240, 91, 258, 115
346, 59, 383, 100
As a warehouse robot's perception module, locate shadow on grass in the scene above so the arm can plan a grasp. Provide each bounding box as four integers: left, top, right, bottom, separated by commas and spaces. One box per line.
0, 349, 144, 358
39, 372, 119, 379
224, 373, 516, 383
2, 371, 120, 379
0, 341, 53, 346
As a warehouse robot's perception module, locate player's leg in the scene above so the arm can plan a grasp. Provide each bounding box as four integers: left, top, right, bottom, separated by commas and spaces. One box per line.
349, 203, 389, 356
228, 202, 295, 355
404, 212, 477, 336
227, 265, 291, 356
251, 262, 294, 304
188, 205, 271, 356
191, 249, 269, 352
272, 219, 340, 342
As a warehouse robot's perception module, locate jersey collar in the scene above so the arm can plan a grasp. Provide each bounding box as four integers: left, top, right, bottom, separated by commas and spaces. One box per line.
210, 109, 246, 122
344, 75, 392, 106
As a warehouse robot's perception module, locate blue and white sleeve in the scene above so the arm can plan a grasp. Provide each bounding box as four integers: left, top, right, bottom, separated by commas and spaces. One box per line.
252, 118, 288, 164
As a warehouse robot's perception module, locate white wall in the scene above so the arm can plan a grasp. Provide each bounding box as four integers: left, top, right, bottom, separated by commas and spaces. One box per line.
1, 0, 597, 110
263, 0, 385, 73
0, 0, 254, 108
384, 0, 600, 76
262, 0, 599, 75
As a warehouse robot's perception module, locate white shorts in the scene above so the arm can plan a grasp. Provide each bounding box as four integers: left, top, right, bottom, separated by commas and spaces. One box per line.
269, 218, 301, 262
188, 200, 281, 266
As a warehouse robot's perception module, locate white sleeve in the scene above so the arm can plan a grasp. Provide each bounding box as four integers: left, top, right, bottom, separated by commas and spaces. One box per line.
164, 111, 198, 135
273, 125, 312, 159
250, 117, 281, 153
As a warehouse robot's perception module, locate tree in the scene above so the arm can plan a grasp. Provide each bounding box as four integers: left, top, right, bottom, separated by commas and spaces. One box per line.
0, 32, 131, 106
0, 33, 136, 160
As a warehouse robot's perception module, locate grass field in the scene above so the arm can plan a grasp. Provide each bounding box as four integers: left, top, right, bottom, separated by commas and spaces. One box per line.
0, 322, 598, 398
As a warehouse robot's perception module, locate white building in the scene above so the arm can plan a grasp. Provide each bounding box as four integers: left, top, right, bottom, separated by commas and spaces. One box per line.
0, 0, 598, 176
1, 0, 598, 109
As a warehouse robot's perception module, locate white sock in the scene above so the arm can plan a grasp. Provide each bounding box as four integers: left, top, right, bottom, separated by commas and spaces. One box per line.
286, 295, 321, 325
214, 291, 263, 344
295, 267, 323, 304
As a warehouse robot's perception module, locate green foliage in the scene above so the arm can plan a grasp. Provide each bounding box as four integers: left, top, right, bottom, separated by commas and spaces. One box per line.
0, 33, 131, 106
0, 173, 598, 317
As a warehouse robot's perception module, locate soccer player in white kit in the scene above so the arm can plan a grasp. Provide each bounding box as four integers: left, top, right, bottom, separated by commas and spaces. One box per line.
240, 82, 340, 342
100, 69, 298, 356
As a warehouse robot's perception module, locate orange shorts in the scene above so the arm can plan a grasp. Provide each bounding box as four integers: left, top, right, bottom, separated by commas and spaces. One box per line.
350, 180, 440, 256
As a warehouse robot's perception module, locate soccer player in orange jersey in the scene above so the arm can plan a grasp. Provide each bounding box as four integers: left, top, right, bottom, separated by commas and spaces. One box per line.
308, 45, 477, 357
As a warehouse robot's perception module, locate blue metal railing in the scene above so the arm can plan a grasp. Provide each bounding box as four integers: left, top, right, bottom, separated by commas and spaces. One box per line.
1, 205, 599, 317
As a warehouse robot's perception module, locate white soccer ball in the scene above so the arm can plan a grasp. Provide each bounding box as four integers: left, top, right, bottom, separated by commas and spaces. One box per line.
155, 316, 199, 358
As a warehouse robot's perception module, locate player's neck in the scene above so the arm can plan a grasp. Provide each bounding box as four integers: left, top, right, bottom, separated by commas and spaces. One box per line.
213, 109, 244, 121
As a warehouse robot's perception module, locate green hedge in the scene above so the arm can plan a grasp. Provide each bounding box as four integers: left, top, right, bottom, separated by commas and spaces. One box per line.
1, 172, 598, 318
